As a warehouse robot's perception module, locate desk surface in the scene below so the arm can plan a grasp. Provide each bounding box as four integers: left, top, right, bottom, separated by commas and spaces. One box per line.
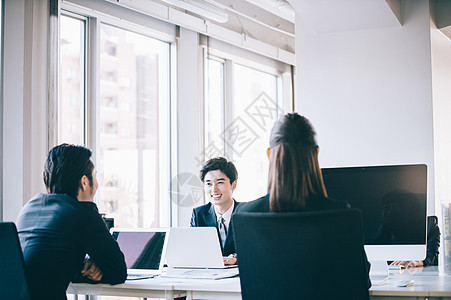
68, 266, 451, 299
370, 266, 451, 297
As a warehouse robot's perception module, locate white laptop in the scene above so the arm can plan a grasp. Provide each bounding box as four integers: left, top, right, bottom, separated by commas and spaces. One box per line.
110, 227, 169, 280
165, 227, 237, 269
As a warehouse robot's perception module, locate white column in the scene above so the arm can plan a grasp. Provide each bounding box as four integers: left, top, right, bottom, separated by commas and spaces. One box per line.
2, 0, 49, 222
173, 27, 204, 226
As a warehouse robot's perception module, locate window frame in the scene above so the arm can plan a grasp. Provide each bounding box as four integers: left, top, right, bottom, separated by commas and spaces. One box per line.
202, 40, 294, 203
203, 46, 293, 162
59, 12, 88, 146
59, 3, 176, 226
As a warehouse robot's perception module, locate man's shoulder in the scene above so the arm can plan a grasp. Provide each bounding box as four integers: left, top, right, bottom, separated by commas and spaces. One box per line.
236, 195, 269, 213
20, 193, 85, 216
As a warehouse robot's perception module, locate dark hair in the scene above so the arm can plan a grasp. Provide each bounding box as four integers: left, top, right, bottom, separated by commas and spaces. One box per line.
43, 144, 94, 198
199, 157, 238, 184
268, 113, 327, 212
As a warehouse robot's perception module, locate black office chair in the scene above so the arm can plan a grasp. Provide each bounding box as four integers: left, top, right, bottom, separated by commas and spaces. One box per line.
0, 222, 31, 300
425, 215, 440, 266
233, 209, 370, 300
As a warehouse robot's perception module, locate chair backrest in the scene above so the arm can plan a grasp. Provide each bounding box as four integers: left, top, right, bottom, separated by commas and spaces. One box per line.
428, 215, 438, 234
0, 222, 31, 300
233, 209, 369, 300
426, 215, 440, 266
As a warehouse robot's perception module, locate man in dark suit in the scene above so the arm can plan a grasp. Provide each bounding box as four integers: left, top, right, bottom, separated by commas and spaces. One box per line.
190, 157, 241, 265
16, 144, 127, 299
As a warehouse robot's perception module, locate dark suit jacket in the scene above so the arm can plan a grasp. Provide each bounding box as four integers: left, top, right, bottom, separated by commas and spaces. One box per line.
17, 193, 127, 300
236, 194, 349, 213
235, 194, 270, 213
190, 200, 242, 256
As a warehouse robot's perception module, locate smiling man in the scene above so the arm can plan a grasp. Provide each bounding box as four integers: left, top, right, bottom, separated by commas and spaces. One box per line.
190, 157, 241, 265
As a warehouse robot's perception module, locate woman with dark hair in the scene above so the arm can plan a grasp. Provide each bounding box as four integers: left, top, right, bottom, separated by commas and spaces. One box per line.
238, 113, 348, 212
236, 113, 371, 289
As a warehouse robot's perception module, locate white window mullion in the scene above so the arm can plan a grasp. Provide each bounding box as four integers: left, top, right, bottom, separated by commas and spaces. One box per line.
86, 16, 100, 155
223, 59, 234, 161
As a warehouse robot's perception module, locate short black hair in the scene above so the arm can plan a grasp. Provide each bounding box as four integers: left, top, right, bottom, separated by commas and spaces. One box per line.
43, 144, 94, 198
199, 157, 238, 184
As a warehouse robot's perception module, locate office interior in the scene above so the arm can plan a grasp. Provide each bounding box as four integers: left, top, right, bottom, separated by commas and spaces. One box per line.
1, 0, 451, 278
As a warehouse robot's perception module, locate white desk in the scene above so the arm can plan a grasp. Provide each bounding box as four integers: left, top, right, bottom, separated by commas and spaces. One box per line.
67, 277, 186, 299
370, 267, 451, 299
68, 267, 451, 300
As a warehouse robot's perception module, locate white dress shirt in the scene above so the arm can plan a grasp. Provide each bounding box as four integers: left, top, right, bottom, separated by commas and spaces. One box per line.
215, 201, 235, 231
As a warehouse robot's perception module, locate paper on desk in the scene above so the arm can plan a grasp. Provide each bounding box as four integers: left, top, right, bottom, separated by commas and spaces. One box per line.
162, 268, 239, 280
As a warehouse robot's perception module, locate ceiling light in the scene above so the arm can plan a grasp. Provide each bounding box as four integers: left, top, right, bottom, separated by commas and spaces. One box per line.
163, 0, 229, 23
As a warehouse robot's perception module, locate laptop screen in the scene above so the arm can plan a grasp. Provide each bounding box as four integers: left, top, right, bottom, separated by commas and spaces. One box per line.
165, 227, 227, 268
111, 230, 167, 270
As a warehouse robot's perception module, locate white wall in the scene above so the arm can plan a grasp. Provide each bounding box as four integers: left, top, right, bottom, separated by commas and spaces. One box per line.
2, 0, 48, 222
2, 0, 26, 222
292, 0, 436, 214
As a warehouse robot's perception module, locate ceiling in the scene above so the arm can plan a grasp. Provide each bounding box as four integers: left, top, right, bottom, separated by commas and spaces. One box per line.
109, 0, 449, 59
152, 0, 296, 53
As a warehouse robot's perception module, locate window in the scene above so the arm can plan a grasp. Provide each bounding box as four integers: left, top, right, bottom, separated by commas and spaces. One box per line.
101, 70, 117, 83
103, 40, 117, 57
59, 12, 172, 229
97, 24, 171, 228
232, 64, 280, 203
204, 58, 225, 159
102, 96, 118, 109
59, 15, 85, 145
204, 55, 288, 203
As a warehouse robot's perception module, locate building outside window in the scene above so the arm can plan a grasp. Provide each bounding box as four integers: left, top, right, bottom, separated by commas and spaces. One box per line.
59, 13, 172, 229
59, 15, 85, 145
204, 55, 288, 203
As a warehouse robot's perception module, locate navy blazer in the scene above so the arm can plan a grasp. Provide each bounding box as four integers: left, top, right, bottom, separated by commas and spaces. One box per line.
190, 200, 242, 256
17, 193, 127, 300
236, 194, 349, 213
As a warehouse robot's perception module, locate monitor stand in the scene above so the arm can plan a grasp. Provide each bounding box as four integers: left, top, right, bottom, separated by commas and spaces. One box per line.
369, 260, 389, 285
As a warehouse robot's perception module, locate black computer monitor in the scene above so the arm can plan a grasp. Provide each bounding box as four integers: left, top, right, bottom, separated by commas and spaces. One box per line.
321, 164, 427, 262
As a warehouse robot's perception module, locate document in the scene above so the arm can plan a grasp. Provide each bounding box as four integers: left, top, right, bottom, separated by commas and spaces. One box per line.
162, 268, 239, 280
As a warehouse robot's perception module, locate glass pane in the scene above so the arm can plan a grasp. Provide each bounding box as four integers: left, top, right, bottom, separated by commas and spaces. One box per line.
98, 24, 170, 228
203, 58, 225, 164
230, 64, 280, 202
59, 15, 85, 145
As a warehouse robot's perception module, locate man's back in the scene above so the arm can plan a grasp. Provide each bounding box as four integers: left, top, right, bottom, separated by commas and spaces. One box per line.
17, 193, 127, 299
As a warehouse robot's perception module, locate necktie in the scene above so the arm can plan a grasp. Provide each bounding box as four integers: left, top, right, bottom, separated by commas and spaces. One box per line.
219, 216, 227, 248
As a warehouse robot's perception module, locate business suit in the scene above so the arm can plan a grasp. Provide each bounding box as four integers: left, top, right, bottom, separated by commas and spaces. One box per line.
190, 200, 242, 256
17, 193, 127, 300
236, 194, 349, 213
235, 194, 270, 213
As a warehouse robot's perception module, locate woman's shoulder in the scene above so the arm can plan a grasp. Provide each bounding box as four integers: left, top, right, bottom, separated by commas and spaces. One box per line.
236, 194, 270, 213
307, 195, 350, 211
